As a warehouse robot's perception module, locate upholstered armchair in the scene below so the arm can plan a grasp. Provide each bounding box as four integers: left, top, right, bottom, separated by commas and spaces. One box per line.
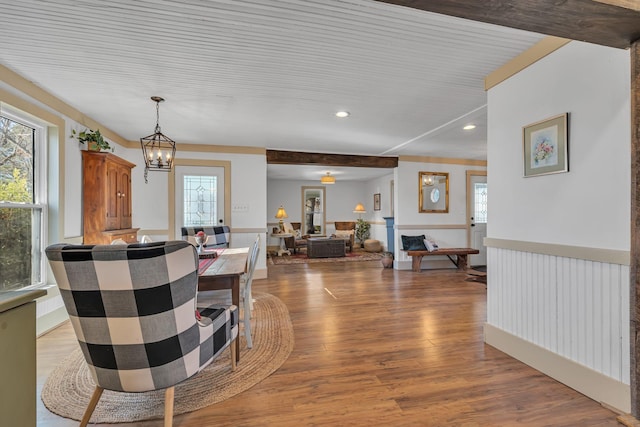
334, 221, 356, 252
283, 222, 308, 253
45, 240, 239, 427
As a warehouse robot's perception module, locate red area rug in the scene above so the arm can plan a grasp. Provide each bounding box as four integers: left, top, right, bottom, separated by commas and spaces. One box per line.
268, 249, 383, 265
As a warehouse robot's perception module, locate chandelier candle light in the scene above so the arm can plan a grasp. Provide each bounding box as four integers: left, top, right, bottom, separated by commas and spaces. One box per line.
140, 96, 177, 183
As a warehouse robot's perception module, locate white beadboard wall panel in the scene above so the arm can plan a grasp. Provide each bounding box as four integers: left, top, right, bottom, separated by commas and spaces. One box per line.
0, 0, 545, 158
487, 247, 630, 384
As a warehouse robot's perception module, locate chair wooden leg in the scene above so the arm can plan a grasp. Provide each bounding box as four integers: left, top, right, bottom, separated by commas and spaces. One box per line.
230, 339, 237, 371
164, 386, 175, 427
80, 386, 104, 427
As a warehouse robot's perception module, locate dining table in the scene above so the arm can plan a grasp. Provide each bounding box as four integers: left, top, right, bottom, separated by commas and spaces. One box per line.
198, 247, 249, 363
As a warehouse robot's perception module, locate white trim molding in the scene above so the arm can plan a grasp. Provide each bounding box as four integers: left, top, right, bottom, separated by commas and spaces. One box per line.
484, 323, 630, 413
484, 237, 629, 265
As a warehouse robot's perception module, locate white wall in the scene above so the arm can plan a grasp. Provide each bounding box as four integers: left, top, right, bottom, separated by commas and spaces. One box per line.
267, 173, 396, 250
486, 41, 631, 412
489, 43, 630, 250
363, 172, 394, 248
394, 160, 486, 269
267, 179, 368, 245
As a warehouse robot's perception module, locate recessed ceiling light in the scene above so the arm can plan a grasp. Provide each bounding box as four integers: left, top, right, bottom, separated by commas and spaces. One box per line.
463, 124, 476, 130
336, 111, 350, 118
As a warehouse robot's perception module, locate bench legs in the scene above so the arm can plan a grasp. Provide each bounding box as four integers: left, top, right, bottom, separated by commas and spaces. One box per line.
411, 256, 424, 272
411, 254, 470, 272
455, 254, 469, 270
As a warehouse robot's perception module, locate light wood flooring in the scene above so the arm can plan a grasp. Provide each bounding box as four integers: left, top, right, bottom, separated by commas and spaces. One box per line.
37, 261, 620, 426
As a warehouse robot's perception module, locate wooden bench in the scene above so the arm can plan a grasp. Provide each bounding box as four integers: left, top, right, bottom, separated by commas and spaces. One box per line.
405, 248, 480, 272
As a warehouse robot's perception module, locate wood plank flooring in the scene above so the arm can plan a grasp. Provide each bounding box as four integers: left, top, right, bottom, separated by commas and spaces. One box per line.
36, 261, 620, 426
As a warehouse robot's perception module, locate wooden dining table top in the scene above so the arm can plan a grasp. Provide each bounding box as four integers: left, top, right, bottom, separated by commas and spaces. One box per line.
198, 247, 249, 278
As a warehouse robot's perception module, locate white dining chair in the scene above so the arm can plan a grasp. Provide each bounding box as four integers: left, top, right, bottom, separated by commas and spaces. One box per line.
197, 234, 260, 348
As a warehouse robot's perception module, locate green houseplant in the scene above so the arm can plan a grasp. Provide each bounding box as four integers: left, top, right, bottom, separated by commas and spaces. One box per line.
355, 218, 371, 248
71, 128, 113, 152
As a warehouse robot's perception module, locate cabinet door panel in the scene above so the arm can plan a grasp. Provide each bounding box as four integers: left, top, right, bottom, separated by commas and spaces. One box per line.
105, 163, 120, 230
119, 167, 132, 229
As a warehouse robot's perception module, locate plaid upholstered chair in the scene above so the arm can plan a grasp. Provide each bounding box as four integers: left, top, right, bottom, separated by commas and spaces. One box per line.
181, 225, 230, 248
45, 240, 238, 427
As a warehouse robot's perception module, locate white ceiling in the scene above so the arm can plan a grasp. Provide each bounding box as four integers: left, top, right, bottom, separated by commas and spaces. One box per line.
0, 0, 544, 180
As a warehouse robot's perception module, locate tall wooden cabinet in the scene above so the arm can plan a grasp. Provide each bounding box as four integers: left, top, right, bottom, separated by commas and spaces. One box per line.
82, 151, 139, 244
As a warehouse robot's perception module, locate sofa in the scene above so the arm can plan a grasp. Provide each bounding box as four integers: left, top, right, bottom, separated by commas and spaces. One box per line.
334, 221, 356, 252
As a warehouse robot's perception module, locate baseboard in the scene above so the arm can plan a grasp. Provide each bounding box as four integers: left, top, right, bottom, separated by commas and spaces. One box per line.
396, 259, 457, 270
255, 267, 267, 280
37, 306, 69, 337
484, 323, 630, 413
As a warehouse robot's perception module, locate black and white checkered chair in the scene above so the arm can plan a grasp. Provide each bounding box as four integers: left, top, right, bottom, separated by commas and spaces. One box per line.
181, 225, 230, 248
45, 240, 238, 427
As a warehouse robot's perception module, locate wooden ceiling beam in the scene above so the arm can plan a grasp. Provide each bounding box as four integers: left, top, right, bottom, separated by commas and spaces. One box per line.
375, 0, 640, 49
266, 150, 398, 168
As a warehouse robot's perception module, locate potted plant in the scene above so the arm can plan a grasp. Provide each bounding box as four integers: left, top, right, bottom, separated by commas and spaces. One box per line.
355, 218, 371, 248
71, 128, 113, 152
381, 251, 394, 268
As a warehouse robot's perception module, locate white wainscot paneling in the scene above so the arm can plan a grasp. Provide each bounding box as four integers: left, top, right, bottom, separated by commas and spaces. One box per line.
486, 247, 630, 384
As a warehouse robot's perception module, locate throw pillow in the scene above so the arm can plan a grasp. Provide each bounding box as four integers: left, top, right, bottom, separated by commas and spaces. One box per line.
401, 234, 427, 250
335, 230, 354, 238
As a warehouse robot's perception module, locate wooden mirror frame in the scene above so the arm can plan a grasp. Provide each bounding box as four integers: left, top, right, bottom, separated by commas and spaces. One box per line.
418, 171, 449, 213
301, 186, 326, 236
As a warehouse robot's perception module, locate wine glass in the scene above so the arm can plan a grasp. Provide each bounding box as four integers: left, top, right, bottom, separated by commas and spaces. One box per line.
194, 233, 208, 253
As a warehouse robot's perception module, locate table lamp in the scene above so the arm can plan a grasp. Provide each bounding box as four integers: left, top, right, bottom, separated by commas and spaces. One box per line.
353, 203, 366, 219
275, 205, 288, 232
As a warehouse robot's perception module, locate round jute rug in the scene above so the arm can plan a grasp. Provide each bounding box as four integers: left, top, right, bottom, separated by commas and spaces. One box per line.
41, 292, 294, 423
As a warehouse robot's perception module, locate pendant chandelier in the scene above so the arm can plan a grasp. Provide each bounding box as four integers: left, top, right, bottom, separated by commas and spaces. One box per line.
140, 96, 176, 183
320, 172, 335, 184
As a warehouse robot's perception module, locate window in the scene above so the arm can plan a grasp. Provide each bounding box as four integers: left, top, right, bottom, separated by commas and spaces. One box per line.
474, 182, 488, 224
0, 110, 46, 290
183, 175, 218, 226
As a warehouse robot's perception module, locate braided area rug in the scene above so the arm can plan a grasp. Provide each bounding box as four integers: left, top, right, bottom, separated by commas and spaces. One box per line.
41, 292, 294, 423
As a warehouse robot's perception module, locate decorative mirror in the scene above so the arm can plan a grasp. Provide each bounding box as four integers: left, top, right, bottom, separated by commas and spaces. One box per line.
419, 171, 449, 213
301, 186, 326, 236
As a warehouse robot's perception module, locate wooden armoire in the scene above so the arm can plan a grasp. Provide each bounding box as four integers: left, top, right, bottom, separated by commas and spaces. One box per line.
82, 151, 139, 244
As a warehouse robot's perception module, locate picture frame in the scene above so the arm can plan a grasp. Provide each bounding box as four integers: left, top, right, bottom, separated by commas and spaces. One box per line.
373, 193, 381, 211
523, 113, 569, 177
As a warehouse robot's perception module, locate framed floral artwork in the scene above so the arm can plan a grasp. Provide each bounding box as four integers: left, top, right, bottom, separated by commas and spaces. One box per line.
373, 193, 381, 211
523, 113, 568, 177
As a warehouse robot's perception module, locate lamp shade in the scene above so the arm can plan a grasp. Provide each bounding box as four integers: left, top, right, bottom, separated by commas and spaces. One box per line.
353, 203, 366, 213
320, 172, 335, 184
275, 205, 288, 220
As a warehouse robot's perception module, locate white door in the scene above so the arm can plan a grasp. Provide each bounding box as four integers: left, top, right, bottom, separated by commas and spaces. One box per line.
468, 173, 487, 267
175, 166, 225, 238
